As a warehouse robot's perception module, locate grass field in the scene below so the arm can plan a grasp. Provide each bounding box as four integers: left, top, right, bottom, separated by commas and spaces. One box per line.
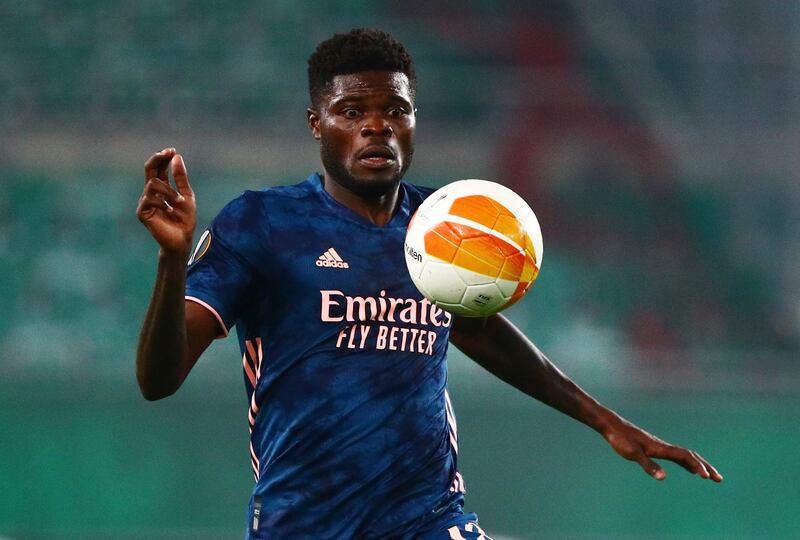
1, 356, 798, 539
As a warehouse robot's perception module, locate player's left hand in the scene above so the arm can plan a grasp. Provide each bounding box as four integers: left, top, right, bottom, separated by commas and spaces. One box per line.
602, 417, 723, 482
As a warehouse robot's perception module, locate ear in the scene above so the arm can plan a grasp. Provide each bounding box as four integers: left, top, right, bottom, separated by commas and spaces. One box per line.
307, 108, 321, 140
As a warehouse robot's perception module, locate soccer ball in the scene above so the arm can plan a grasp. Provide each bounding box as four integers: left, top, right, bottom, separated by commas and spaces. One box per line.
404, 179, 543, 317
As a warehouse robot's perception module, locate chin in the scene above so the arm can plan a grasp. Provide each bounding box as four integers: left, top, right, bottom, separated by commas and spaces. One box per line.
321, 147, 411, 199
327, 161, 403, 198
346, 174, 401, 199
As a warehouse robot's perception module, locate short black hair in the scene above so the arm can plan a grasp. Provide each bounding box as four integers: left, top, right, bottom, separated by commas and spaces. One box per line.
308, 28, 416, 106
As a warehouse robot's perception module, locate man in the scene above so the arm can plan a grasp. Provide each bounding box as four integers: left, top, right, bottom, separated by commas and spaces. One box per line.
136, 28, 721, 540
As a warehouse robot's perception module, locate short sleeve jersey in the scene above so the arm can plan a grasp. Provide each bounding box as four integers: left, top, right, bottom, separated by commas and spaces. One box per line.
185, 173, 466, 539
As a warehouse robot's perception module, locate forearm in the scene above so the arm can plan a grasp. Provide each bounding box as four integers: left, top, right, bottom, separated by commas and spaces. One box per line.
136, 249, 191, 400
451, 315, 620, 434
451, 314, 723, 482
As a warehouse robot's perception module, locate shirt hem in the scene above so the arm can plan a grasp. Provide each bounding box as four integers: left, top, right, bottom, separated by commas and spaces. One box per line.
185, 295, 230, 338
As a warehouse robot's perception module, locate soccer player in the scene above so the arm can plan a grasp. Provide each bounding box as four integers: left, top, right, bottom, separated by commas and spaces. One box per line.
136, 28, 722, 540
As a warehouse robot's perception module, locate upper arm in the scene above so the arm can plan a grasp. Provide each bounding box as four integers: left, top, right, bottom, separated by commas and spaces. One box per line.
449, 313, 529, 375
184, 191, 269, 343
449, 314, 490, 352
184, 299, 222, 371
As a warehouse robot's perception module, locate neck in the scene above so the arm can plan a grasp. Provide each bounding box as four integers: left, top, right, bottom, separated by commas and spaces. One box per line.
322, 173, 401, 227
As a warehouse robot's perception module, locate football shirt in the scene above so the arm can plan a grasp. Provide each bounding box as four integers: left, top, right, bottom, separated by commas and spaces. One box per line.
186, 173, 466, 539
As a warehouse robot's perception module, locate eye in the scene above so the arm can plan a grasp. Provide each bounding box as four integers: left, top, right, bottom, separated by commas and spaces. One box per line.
388, 107, 409, 118
342, 108, 359, 119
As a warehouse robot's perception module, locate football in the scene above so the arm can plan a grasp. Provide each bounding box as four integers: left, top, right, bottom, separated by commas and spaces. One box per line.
404, 179, 543, 317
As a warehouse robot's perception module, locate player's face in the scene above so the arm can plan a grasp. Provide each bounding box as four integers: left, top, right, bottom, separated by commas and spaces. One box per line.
308, 71, 415, 199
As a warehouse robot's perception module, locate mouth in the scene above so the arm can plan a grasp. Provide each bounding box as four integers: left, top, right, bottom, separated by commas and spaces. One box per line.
356, 145, 397, 169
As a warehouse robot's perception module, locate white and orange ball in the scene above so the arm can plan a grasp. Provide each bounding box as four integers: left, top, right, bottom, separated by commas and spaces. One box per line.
404, 179, 543, 317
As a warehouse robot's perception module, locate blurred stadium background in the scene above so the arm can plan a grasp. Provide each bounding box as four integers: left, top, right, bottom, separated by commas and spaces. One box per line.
1, 1, 799, 538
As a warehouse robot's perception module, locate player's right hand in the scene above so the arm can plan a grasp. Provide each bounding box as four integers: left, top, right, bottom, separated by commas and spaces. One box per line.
137, 148, 197, 255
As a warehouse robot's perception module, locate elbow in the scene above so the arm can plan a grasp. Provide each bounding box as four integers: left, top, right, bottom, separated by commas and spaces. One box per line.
136, 347, 191, 401
139, 385, 176, 401
136, 371, 181, 401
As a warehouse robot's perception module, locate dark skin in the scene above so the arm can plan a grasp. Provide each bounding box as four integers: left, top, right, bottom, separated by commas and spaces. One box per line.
135, 148, 217, 399
136, 70, 722, 483
307, 71, 416, 225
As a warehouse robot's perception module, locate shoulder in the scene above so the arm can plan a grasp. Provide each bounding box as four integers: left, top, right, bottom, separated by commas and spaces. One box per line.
211, 190, 267, 236
239, 175, 320, 214
215, 176, 318, 225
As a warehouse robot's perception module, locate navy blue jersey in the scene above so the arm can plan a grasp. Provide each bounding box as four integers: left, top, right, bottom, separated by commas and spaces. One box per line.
185, 173, 466, 539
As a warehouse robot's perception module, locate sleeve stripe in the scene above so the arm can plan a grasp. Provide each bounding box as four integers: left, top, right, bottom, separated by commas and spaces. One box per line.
185, 296, 229, 338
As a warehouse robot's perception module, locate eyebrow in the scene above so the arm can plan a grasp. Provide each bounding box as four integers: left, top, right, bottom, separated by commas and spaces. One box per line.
330, 94, 413, 107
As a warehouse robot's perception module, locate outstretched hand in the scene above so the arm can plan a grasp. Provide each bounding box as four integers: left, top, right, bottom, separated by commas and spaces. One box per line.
137, 147, 197, 255
602, 417, 723, 482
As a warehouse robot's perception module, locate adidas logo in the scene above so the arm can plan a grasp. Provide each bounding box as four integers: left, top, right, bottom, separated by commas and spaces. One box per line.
316, 247, 350, 269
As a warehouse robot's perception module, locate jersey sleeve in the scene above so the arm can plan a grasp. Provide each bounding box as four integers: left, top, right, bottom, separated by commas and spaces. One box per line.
185, 191, 270, 337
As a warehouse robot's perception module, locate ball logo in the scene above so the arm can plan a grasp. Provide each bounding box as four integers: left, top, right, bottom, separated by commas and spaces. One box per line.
472, 293, 492, 306
405, 243, 422, 262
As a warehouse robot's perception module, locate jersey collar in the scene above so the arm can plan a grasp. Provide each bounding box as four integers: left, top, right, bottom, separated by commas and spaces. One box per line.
308, 172, 411, 229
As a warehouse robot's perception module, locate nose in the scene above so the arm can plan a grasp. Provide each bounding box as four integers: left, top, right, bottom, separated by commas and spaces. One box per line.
360, 114, 393, 138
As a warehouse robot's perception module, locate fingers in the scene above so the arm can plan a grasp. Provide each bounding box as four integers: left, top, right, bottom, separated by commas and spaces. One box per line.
691, 451, 710, 479
145, 177, 185, 206
138, 178, 186, 220
695, 452, 723, 482
171, 154, 193, 196
676, 448, 710, 479
634, 453, 667, 481
144, 147, 176, 184
653, 445, 723, 482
